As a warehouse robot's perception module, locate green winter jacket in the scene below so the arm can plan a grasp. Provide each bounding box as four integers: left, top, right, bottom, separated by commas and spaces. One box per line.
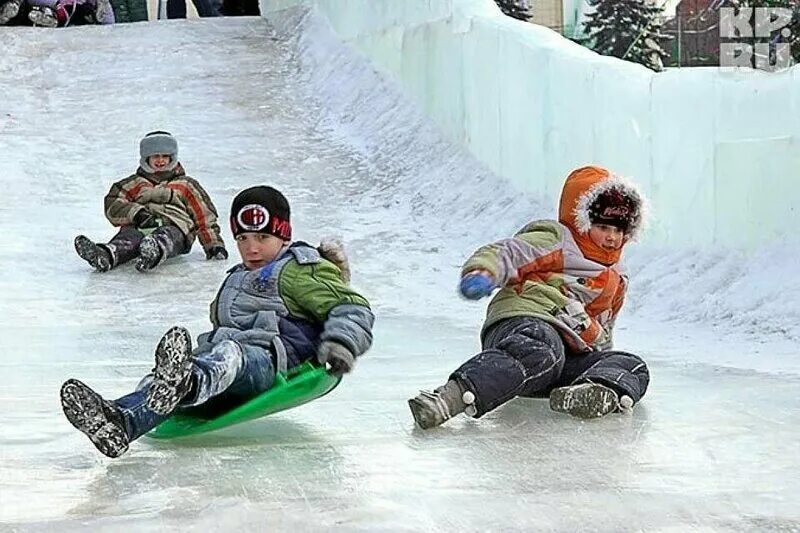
279, 257, 370, 324
202, 243, 373, 367
463, 220, 627, 353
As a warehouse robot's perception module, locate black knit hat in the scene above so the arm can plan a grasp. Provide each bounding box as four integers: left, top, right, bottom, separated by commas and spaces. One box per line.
230, 186, 292, 240
588, 188, 636, 232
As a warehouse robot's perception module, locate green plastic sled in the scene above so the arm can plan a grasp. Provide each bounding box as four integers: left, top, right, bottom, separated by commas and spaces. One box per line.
147, 362, 341, 439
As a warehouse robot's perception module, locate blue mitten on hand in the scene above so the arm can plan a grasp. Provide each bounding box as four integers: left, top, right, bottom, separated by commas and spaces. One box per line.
459, 272, 495, 300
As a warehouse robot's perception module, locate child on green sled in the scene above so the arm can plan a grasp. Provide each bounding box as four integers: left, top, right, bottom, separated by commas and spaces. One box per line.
60, 185, 374, 457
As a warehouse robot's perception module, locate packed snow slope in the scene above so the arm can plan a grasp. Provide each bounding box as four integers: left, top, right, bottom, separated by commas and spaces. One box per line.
0, 9, 798, 532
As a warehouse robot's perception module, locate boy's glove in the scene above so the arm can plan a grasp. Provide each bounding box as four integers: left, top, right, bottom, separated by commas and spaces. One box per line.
317, 341, 355, 377
133, 209, 159, 229
206, 246, 228, 260
459, 271, 495, 300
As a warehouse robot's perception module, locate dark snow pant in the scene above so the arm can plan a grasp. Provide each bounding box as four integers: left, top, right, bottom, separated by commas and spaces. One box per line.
220, 0, 258, 16
167, 0, 218, 18
450, 316, 650, 418
114, 340, 277, 440
101, 225, 187, 269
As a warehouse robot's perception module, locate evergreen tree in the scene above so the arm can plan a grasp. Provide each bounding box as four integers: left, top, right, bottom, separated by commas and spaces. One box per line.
583, 0, 672, 72
494, 0, 533, 22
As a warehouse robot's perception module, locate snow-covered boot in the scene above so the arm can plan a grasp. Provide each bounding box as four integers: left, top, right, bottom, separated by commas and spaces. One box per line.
60, 379, 129, 458
549, 382, 622, 419
0, 0, 21, 24
408, 380, 474, 429
28, 6, 58, 26
146, 326, 194, 415
74, 235, 114, 272
135, 234, 165, 272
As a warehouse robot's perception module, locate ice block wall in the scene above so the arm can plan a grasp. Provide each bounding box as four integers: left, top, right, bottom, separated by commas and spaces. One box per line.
261, 0, 800, 247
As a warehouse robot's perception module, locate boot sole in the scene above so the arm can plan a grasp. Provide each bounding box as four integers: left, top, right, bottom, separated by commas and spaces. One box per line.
147, 326, 193, 415
135, 237, 161, 272
74, 235, 111, 272
549, 383, 619, 419
60, 379, 129, 458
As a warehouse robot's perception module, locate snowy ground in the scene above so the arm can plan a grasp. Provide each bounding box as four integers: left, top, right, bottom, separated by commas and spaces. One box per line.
1, 14, 799, 532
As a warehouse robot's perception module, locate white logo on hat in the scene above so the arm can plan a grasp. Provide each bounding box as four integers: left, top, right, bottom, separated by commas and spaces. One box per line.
237, 204, 270, 231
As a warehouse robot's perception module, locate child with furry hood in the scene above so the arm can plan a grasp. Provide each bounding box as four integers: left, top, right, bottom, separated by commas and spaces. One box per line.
409, 166, 651, 429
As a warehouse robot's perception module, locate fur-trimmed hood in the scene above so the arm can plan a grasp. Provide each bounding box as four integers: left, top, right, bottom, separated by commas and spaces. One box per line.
558, 165, 648, 265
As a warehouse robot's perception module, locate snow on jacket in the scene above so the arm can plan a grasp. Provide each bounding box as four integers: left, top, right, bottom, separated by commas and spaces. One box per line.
103, 163, 225, 255
198, 242, 374, 369
462, 166, 647, 353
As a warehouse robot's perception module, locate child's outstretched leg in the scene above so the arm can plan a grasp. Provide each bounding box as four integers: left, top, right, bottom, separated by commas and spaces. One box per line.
183, 340, 276, 408
146, 326, 195, 415
549, 350, 649, 419
409, 317, 565, 429
60, 379, 130, 458
60, 327, 194, 457
136, 226, 187, 272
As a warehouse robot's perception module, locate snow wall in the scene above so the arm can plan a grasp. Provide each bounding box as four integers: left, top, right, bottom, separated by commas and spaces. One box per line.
260, 0, 800, 249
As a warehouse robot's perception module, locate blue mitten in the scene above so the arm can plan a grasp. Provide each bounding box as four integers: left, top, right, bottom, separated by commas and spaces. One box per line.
459, 272, 495, 300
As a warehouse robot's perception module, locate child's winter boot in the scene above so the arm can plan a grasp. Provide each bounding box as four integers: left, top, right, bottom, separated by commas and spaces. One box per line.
408, 379, 475, 429
135, 234, 165, 272
549, 382, 631, 419
60, 379, 130, 458
74, 235, 114, 272
0, 0, 21, 24
146, 326, 194, 415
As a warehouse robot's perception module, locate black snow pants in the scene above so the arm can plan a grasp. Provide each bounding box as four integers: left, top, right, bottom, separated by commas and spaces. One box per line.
101, 225, 188, 269
450, 316, 650, 417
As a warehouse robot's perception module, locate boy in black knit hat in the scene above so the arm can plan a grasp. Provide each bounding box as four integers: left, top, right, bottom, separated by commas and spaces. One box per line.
74, 131, 227, 273
60, 185, 374, 458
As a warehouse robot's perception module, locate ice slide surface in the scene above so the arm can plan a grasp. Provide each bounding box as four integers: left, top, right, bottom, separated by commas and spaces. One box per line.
0, 13, 798, 532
